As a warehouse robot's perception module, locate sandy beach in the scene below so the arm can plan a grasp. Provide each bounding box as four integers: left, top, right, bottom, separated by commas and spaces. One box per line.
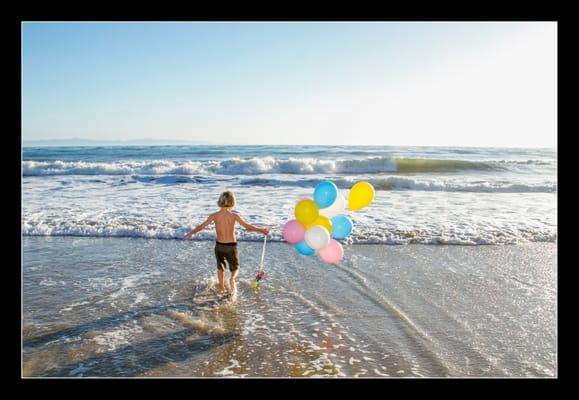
22, 237, 556, 377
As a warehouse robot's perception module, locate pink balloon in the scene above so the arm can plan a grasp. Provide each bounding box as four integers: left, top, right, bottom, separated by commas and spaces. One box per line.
283, 220, 306, 244
318, 239, 344, 264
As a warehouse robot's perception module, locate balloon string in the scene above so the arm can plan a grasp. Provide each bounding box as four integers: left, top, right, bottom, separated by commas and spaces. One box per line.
259, 235, 267, 271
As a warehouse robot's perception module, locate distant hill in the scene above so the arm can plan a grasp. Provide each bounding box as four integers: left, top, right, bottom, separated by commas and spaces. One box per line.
23, 138, 214, 147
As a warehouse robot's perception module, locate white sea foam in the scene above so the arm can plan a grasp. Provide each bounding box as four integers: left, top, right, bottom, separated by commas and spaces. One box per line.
39, 278, 66, 286
239, 176, 555, 193
90, 321, 143, 353
22, 156, 551, 177
22, 182, 556, 245
22, 147, 556, 246
59, 300, 91, 313
214, 360, 241, 376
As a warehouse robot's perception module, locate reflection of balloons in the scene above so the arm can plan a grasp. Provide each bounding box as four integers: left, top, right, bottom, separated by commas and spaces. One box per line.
295, 240, 315, 256
319, 192, 346, 218
319, 239, 344, 264
306, 215, 333, 233
283, 220, 305, 243
313, 181, 338, 209
331, 215, 353, 239
349, 181, 375, 211
304, 225, 330, 250
295, 199, 319, 225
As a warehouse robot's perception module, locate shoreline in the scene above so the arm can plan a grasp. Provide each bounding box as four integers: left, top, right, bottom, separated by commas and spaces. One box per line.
21, 234, 556, 246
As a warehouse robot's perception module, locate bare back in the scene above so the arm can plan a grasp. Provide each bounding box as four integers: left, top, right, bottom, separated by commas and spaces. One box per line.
211, 209, 239, 243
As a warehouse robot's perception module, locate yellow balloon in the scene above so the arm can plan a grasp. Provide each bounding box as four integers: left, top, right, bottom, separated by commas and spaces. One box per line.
348, 181, 375, 211
306, 215, 333, 233
295, 199, 319, 224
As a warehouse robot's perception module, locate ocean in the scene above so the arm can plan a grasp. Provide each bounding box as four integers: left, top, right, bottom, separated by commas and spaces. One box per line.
22, 145, 557, 377
22, 145, 556, 245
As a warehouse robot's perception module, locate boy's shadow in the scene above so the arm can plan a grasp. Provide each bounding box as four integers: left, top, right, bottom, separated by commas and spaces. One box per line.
23, 302, 190, 349
24, 285, 233, 349
38, 327, 236, 377
24, 297, 238, 377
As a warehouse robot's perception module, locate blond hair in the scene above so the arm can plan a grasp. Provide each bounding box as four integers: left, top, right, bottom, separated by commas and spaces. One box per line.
217, 191, 236, 208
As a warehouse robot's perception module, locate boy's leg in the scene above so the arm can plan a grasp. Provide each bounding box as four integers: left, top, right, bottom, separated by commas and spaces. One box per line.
217, 268, 226, 293
229, 269, 239, 292
227, 246, 240, 293
215, 244, 227, 293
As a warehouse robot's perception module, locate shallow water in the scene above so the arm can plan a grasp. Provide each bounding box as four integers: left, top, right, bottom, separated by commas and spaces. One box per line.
22, 237, 556, 377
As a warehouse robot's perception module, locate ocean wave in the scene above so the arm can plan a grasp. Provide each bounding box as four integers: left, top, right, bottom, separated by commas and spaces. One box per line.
22, 220, 556, 245
501, 159, 554, 166
22, 160, 212, 176
132, 175, 221, 185
22, 157, 545, 177
237, 176, 555, 193
24, 171, 555, 193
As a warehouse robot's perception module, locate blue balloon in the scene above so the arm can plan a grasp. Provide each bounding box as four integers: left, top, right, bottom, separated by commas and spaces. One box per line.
294, 240, 316, 256
330, 215, 353, 239
313, 181, 338, 209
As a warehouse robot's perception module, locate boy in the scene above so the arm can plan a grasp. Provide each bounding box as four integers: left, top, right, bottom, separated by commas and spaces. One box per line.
182, 191, 269, 294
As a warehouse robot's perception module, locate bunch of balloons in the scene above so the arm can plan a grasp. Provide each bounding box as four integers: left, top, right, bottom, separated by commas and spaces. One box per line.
282, 180, 375, 264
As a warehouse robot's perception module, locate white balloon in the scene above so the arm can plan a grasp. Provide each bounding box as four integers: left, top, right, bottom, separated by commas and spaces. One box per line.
319, 192, 346, 218
304, 225, 330, 250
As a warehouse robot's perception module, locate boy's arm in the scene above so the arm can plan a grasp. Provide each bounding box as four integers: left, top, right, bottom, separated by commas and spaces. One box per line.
234, 214, 270, 235
182, 215, 215, 240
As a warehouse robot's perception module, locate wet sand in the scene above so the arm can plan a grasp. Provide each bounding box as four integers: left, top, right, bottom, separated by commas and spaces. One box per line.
23, 237, 556, 377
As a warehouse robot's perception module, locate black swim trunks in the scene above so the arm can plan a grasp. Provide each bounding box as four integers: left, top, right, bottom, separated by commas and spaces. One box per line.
214, 241, 240, 272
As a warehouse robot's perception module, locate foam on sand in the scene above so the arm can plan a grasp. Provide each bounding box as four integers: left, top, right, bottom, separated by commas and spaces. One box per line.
167, 311, 228, 337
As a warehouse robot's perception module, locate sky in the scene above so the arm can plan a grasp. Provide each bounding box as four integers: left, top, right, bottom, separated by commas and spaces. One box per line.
22, 21, 557, 147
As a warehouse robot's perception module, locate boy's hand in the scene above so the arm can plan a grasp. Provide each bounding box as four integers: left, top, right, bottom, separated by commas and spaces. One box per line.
261, 227, 270, 236
182, 232, 192, 240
